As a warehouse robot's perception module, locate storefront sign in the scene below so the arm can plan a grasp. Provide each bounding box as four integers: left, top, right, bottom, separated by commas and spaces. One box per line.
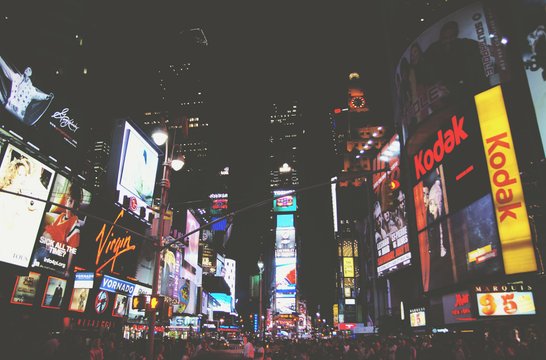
475, 86, 537, 274
100, 275, 135, 296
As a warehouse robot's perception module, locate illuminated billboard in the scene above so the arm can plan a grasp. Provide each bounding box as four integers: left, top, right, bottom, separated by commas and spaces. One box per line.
275, 257, 296, 295
343, 257, 355, 278
0, 144, 55, 267
409, 307, 426, 327
409, 108, 504, 292
394, 2, 509, 138
372, 134, 411, 276
115, 121, 159, 217
474, 283, 536, 317
68, 288, 90, 313
475, 86, 537, 274
275, 227, 296, 249
273, 195, 297, 212
30, 174, 92, 276
0, 53, 88, 166
277, 214, 294, 228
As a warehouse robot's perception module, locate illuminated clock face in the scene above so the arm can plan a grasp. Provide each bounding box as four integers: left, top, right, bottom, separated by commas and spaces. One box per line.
350, 96, 366, 109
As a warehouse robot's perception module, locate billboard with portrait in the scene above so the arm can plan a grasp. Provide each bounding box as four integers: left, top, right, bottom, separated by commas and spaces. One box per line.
115, 121, 159, 217
41, 276, 67, 309
409, 106, 503, 292
0, 144, 55, 267
372, 134, 411, 277
112, 293, 129, 317
30, 174, 92, 276
394, 1, 509, 138
0, 54, 88, 168
10, 272, 41, 306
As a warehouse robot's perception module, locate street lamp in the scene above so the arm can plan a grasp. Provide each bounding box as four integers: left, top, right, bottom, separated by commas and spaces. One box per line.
257, 259, 264, 339
148, 123, 185, 360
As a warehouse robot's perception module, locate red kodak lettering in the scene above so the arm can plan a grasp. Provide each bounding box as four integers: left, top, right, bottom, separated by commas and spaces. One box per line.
414, 116, 467, 180
486, 132, 510, 155
498, 202, 522, 222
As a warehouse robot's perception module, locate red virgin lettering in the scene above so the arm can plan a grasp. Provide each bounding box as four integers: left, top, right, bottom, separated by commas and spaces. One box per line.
414, 116, 468, 180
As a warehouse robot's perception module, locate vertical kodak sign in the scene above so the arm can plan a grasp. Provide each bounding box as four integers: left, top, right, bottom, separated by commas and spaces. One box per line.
475, 86, 537, 274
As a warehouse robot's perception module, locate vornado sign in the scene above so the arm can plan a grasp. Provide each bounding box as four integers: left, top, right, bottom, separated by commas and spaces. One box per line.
413, 116, 468, 180
474, 85, 537, 275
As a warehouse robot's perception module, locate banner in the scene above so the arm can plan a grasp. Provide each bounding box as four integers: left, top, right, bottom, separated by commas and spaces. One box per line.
30, 174, 92, 276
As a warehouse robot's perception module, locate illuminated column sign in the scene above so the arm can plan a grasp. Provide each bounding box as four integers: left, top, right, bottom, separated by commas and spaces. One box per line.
475, 85, 537, 274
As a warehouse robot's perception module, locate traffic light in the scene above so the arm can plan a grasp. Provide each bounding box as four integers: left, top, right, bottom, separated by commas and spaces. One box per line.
149, 295, 164, 311
132, 294, 148, 310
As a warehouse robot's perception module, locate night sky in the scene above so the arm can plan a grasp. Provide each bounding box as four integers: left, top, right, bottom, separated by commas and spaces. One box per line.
2, 1, 394, 317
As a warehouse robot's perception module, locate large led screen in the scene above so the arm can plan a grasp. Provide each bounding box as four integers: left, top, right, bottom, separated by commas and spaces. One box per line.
276, 297, 296, 315
372, 135, 411, 277
116, 121, 159, 214
209, 292, 232, 313
275, 257, 297, 296
277, 214, 294, 228
409, 307, 426, 327
394, 2, 509, 138
0, 144, 54, 267
273, 195, 297, 212
30, 174, 92, 276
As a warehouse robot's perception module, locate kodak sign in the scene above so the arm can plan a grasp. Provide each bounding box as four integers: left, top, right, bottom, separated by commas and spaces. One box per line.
474, 86, 537, 274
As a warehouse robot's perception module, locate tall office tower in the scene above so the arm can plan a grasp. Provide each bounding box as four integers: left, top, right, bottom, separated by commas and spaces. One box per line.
87, 136, 111, 193
266, 100, 305, 336
331, 73, 389, 329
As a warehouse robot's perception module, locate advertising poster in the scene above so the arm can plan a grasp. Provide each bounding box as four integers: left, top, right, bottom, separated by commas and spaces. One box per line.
410, 106, 502, 292
517, 3, 546, 156
10, 272, 41, 306
0, 144, 54, 267
273, 194, 297, 212
373, 134, 411, 276
113, 293, 129, 317
68, 288, 90, 313
41, 276, 67, 309
275, 257, 297, 295
409, 308, 427, 327
394, 2, 509, 138
30, 174, 92, 276
160, 249, 177, 298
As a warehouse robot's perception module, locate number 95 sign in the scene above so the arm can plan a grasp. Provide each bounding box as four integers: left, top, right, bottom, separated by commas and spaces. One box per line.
477, 292, 536, 316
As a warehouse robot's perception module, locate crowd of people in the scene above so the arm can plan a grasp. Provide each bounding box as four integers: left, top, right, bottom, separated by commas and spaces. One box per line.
19, 322, 546, 360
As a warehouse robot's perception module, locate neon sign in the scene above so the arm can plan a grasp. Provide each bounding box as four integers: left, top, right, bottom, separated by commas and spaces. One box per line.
95, 210, 136, 274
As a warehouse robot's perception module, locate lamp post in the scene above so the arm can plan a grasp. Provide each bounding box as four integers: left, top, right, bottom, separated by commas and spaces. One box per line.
257, 259, 264, 339
148, 124, 185, 360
